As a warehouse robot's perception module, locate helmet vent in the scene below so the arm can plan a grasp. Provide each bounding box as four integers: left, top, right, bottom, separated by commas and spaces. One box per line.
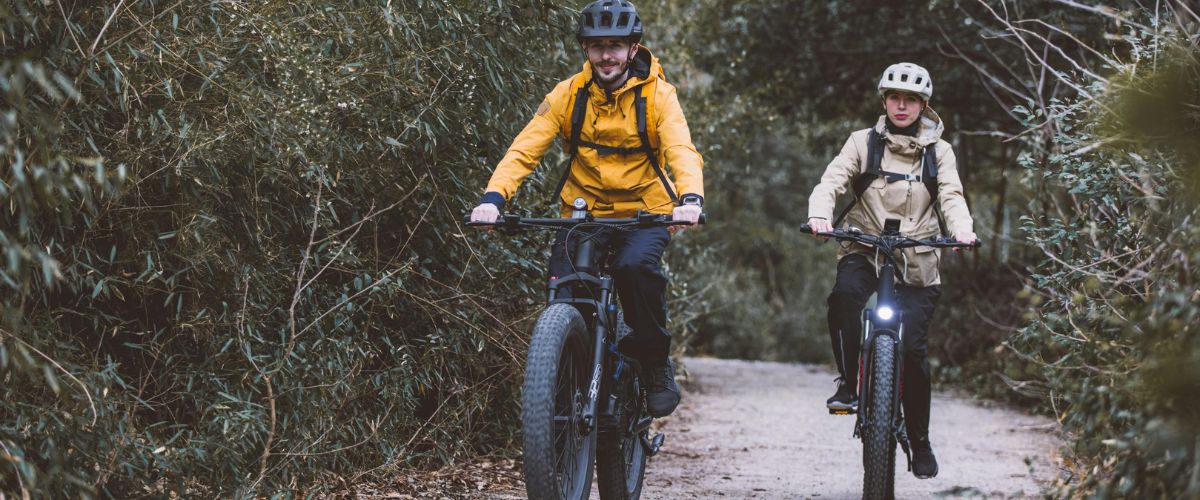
915, 77, 923, 84
900, 73, 909, 82
600, 11, 612, 28
583, 13, 595, 29
617, 12, 629, 28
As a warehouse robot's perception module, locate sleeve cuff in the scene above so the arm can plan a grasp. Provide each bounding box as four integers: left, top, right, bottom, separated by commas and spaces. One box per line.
679, 193, 704, 206
480, 191, 505, 212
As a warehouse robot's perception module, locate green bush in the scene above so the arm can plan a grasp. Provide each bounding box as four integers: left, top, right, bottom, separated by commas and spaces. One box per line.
1, 1, 574, 496
1010, 29, 1200, 497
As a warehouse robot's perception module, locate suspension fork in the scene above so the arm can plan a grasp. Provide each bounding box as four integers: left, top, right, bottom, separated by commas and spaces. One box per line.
857, 260, 905, 436
581, 275, 615, 434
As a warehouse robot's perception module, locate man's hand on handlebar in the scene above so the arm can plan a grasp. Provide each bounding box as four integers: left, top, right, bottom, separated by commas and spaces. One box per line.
469, 203, 501, 226
669, 204, 702, 235
807, 217, 833, 240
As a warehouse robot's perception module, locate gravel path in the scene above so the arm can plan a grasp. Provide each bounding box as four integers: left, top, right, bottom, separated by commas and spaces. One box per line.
480, 356, 1062, 499
640, 357, 1062, 499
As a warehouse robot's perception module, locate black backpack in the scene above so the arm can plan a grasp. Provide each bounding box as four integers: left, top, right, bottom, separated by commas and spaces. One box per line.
831, 129, 947, 236
551, 76, 678, 207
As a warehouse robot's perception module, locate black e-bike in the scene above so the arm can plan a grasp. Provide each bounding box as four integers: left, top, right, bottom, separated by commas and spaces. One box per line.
801, 218, 979, 500
468, 198, 701, 500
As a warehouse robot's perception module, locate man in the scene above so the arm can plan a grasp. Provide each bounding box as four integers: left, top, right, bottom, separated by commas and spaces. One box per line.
806, 62, 977, 478
469, 0, 704, 418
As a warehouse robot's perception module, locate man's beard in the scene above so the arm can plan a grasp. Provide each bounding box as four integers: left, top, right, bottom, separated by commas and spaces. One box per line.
593, 62, 628, 85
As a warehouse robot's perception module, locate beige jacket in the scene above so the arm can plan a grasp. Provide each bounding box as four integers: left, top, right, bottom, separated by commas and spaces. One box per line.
807, 108, 973, 287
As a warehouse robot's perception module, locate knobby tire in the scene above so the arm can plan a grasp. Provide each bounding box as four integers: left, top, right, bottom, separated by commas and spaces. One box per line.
522, 304, 596, 500
862, 333, 898, 500
596, 313, 648, 500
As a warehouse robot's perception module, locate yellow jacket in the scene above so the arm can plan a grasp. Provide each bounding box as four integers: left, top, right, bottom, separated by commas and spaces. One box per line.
808, 108, 974, 287
484, 48, 704, 217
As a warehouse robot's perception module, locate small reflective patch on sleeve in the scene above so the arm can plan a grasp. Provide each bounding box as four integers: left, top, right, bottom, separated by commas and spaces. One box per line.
536, 101, 550, 117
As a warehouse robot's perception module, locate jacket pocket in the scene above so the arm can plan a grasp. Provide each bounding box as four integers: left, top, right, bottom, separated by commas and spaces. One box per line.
638, 179, 675, 214
901, 245, 941, 287
863, 177, 902, 216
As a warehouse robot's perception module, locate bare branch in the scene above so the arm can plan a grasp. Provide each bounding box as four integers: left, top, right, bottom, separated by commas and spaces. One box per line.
89, 0, 128, 55
0, 328, 98, 427
1052, 0, 1152, 31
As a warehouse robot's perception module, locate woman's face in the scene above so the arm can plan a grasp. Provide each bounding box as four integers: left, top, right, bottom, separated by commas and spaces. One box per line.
884, 91, 925, 128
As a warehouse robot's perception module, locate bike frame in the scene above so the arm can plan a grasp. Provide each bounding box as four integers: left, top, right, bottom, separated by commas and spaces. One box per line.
545, 230, 628, 436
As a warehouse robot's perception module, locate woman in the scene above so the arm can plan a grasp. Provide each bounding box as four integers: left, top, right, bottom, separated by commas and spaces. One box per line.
805, 62, 978, 479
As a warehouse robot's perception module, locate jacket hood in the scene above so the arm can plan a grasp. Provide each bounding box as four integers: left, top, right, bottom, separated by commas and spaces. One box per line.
873, 106, 944, 147
578, 46, 662, 95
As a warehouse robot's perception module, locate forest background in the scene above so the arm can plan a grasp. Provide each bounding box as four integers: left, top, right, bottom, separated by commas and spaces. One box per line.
1, 0, 1197, 497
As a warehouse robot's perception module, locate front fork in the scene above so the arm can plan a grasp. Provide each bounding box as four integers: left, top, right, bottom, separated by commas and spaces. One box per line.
855, 314, 913, 469
581, 276, 616, 435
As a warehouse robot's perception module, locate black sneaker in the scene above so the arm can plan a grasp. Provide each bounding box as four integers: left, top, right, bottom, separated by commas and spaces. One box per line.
644, 361, 681, 418
826, 377, 858, 411
911, 438, 939, 479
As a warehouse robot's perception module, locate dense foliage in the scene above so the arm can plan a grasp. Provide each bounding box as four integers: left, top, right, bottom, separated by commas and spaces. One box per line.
1, 0, 574, 495
1011, 22, 1200, 498
3, 0, 1196, 497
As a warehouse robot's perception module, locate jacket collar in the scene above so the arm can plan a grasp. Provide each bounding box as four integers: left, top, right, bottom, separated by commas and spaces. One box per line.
873, 106, 945, 148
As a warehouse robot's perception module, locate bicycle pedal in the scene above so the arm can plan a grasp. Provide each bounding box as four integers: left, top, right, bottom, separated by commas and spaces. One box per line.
828, 407, 857, 415
642, 432, 666, 457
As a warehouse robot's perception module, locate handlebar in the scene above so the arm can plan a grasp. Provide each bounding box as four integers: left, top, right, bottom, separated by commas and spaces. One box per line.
465, 212, 706, 231
798, 223, 981, 250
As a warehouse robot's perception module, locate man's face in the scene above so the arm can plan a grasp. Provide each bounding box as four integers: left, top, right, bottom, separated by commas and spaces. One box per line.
883, 91, 925, 128
582, 37, 636, 86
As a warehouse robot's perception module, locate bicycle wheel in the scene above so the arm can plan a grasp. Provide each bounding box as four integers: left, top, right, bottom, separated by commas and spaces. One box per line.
862, 333, 898, 500
522, 304, 596, 500
596, 361, 648, 500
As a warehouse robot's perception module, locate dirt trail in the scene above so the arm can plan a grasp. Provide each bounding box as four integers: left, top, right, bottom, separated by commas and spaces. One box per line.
642, 357, 1062, 499
482, 356, 1062, 499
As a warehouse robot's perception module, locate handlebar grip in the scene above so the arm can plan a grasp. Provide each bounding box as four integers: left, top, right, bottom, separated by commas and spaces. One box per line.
464, 214, 501, 227
798, 223, 813, 234
698, 213, 707, 225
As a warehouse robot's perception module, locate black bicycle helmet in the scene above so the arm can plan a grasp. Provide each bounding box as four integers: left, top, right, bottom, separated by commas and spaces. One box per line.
575, 0, 643, 42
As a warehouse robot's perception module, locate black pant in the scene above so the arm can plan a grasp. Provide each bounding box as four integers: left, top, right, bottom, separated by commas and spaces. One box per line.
549, 226, 672, 367
827, 254, 941, 440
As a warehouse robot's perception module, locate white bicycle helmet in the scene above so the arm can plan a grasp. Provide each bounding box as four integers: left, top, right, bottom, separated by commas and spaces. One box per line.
878, 62, 933, 100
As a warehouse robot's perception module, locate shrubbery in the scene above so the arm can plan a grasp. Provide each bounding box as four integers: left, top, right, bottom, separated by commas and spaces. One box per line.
1011, 30, 1200, 496
1, 1, 574, 495
3, 0, 1195, 496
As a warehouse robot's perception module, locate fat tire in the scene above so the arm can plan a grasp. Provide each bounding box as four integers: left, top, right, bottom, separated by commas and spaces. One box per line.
862, 333, 898, 500
522, 304, 596, 500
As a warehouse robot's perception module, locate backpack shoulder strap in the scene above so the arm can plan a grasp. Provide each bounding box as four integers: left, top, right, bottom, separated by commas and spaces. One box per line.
832, 129, 884, 228
635, 81, 678, 204
552, 75, 592, 207
923, 144, 948, 236
642, 69, 664, 149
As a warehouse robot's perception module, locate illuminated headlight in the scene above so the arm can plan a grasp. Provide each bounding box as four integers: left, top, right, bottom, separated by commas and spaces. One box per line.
876, 306, 895, 321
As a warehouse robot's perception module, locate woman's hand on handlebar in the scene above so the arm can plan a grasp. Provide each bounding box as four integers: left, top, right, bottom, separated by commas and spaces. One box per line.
807, 217, 833, 240
952, 230, 978, 251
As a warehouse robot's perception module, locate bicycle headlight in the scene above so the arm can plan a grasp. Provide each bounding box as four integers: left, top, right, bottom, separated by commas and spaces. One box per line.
876, 306, 895, 321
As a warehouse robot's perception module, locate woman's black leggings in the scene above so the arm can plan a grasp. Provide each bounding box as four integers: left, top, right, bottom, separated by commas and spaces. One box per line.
827, 254, 941, 440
